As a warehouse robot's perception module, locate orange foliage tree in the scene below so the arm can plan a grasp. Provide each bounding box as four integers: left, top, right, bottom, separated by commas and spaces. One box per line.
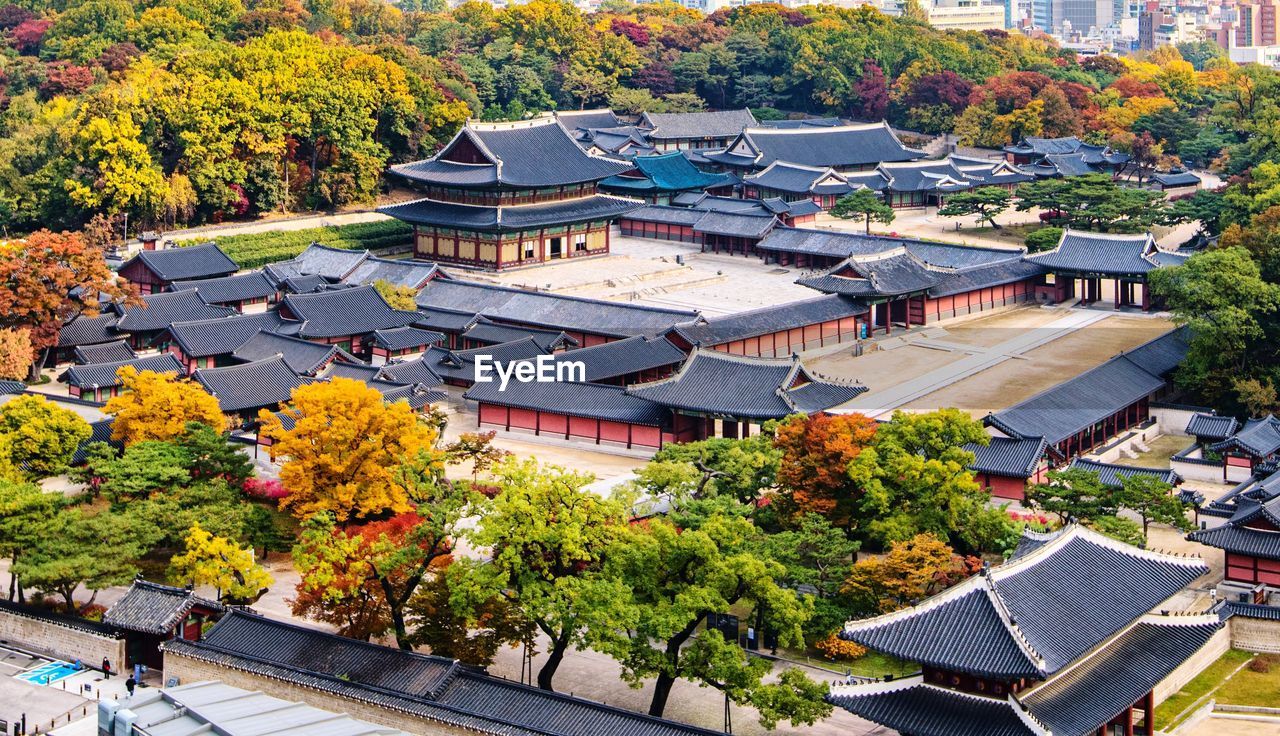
0, 231, 135, 377
773, 412, 878, 525
104, 367, 226, 445
0, 328, 34, 381
841, 533, 981, 615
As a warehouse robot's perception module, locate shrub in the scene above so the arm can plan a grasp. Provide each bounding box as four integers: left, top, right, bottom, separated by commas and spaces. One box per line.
1248, 654, 1278, 673
1025, 226, 1063, 253
181, 219, 413, 268
242, 477, 287, 501
815, 632, 867, 662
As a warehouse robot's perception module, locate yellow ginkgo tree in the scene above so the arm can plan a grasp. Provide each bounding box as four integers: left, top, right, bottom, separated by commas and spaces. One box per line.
169, 523, 273, 604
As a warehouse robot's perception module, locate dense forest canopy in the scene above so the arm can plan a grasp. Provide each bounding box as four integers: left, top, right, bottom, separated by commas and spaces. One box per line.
1, 0, 1276, 234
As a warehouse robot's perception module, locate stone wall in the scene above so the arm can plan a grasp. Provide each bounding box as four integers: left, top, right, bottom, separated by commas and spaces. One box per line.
1231, 615, 1280, 654
163, 652, 476, 736
1153, 625, 1231, 705
0, 606, 125, 668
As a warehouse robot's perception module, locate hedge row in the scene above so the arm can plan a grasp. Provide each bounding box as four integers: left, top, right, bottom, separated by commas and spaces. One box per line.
181, 219, 413, 268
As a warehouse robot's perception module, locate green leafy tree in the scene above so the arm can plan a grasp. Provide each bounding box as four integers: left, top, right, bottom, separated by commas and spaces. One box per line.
174, 422, 254, 485
0, 394, 91, 480
830, 188, 895, 234
649, 431, 782, 504
453, 459, 628, 690
590, 511, 828, 727
1116, 473, 1189, 538
1088, 515, 1146, 547
97, 441, 193, 505
1025, 226, 1064, 252
1025, 467, 1117, 524
937, 187, 1013, 229
1014, 174, 1170, 232
0, 479, 65, 602
762, 513, 859, 641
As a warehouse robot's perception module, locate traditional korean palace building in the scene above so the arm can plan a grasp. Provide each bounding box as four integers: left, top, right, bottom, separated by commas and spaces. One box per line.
617, 194, 820, 254
59, 353, 184, 401
170, 271, 278, 312
639, 108, 758, 151
829, 524, 1218, 736
702, 122, 923, 174
1207, 415, 1280, 482
1027, 230, 1189, 311
598, 151, 736, 204
1003, 136, 1131, 177
985, 328, 1189, 462
103, 578, 224, 670
1191, 467, 1280, 594
119, 243, 238, 295
380, 118, 640, 270
965, 436, 1051, 500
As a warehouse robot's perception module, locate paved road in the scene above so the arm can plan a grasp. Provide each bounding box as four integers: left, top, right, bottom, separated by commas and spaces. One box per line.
834, 307, 1111, 418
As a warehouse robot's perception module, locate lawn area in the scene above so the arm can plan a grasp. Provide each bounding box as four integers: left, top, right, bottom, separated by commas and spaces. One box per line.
1122, 434, 1193, 470
1216, 653, 1280, 707
1154, 649, 1254, 732
842, 650, 917, 679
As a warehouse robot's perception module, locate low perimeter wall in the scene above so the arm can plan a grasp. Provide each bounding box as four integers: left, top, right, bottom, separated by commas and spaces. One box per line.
1232, 614, 1280, 654
0, 602, 125, 668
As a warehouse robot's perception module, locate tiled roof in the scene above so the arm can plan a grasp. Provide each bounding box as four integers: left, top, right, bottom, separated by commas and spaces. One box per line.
1210, 415, 1280, 458
231, 331, 355, 375
123, 243, 237, 281
265, 244, 370, 283
1153, 170, 1201, 187
166, 610, 724, 736
966, 436, 1048, 478
59, 313, 121, 348
117, 290, 236, 333
1004, 136, 1088, 156
692, 210, 778, 238
166, 311, 297, 358
415, 307, 481, 334
1221, 601, 1280, 621
756, 227, 933, 259
928, 259, 1047, 298
375, 356, 445, 388
417, 280, 700, 338
839, 524, 1207, 679
743, 162, 854, 195
829, 679, 1039, 736
519, 335, 687, 383
1026, 230, 1171, 276
986, 329, 1188, 446
343, 257, 440, 290
798, 250, 945, 297
466, 378, 670, 426
388, 118, 632, 188
627, 348, 866, 420
599, 151, 735, 193
378, 195, 640, 233
278, 274, 332, 294
0, 598, 122, 638
193, 356, 312, 413
707, 122, 921, 169
372, 326, 447, 351
460, 318, 578, 351
170, 271, 277, 304
102, 579, 223, 635
281, 285, 422, 338
73, 340, 135, 365
417, 338, 552, 384
671, 295, 867, 347
554, 108, 621, 131
1067, 457, 1179, 488
757, 117, 843, 128
1189, 485, 1280, 560
60, 353, 185, 390
0, 380, 25, 395
639, 109, 757, 141
321, 361, 386, 383
878, 159, 975, 193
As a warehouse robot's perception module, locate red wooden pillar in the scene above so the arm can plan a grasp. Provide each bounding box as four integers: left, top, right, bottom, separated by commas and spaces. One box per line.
1114, 279, 1121, 309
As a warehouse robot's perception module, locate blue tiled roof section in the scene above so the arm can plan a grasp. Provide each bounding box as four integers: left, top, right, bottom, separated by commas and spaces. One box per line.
465, 378, 670, 426
125, 243, 237, 281
170, 272, 277, 304
117, 290, 236, 333
599, 152, 735, 192
966, 436, 1048, 478
828, 679, 1040, 736
282, 285, 421, 339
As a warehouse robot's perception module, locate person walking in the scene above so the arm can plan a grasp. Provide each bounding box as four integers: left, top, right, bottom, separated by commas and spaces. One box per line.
102, 658, 111, 679
125, 676, 136, 697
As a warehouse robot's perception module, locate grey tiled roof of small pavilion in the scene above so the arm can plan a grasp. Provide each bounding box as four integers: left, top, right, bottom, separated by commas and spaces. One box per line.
512, 335, 687, 383
165, 610, 725, 736
278, 274, 331, 294
170, 272, 278, 304
985, 328, 1189, 447
639, 109, 757, 141
415, 337, 553, 384
830, 613, 1221, 736
281, 285, 421, 339
1189, 471, 1280, 560
466, 378, 671, 426
1152, 170, 1201, 187
949, 155, 1035, 186
1003, 136, 1129, 163
1026, 230, 1177, 276
553, 108, 621, 132
626, 348, 866, 420
703, 122, 922, 169
371, 326, 447, 352
1209, 415, 1280, 457
230, 331, 357, 375
416, 280, 701, 338
1177, 412, 1239, 440
877, 159, 977, 193
73, 339, 135, 364
965, 436, 1049, 478
116, 290, 237, 333
378, 195, 641, 233
264, 244, 371, 284
373, 356, 445, 389
668, 295, 867, 347
121, 243, 238, 282
342, 257, 441, 290
60, 353, 185, 391
797, 249, 947, 297
743, 162, 857, 195
103, 579, 223, 635
460, 317, 579, 351
387, 118, 633, 189
193, 356, 313, 413
414, 307, 481, 334
838, 524, 1207, 679
691, 210, 779, 238
59, 312, 121, 348
165, 311, 297, 358
578, 126, 656, 157
1067, 457, 1179, 488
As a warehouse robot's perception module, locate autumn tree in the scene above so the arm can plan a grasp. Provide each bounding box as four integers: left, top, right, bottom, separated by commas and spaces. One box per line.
0, 231, 133, 377
0, 394, 91, 479
258, 378, 442, 523
773, 412, 878, 526
830, 188, 895, 234
0, 328, 34, 381
590, 509, 829, 727
105, 367, 226, 445
444, 430, 510, 481
937, 187, 1013, 229
372, 279, 418, 311
407, 565, 532, 665
453, 458, 629, 691
169, 522, 273, 603
842, 533, 978, 615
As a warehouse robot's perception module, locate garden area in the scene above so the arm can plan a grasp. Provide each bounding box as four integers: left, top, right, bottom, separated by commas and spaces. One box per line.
1155, 649, 1280, 732
184, 219, 414, 268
